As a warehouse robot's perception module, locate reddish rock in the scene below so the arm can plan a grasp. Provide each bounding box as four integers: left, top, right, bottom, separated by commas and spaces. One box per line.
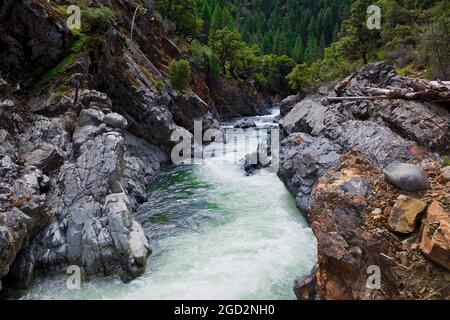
420, 202, 450, 270
300, 152, 450, 300
388, 195, 427, 234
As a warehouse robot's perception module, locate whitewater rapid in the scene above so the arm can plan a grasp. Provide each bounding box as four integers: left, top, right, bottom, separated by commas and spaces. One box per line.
23, 108, 317, 300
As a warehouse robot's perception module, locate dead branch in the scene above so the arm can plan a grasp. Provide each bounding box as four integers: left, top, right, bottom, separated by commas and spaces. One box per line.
334, 73, 356, 97
325, 77, 450, 106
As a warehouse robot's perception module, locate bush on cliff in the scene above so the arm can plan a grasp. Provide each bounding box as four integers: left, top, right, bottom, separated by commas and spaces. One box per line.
169, 59, 191, 91
286, 64, 314, 94
82, 6, 115, 32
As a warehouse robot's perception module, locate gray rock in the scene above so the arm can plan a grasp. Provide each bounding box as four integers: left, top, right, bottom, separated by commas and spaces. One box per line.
79, 90, 112, 110
244, 152, 260, 175
384, 163, 431, 192
0, 208, 31, 279
277, 132, 342, 215
279, 99, 328, 136
18, 115, 70, 156
0, 155, 17, 180
243, 144, 272, 175
123, 133, 168, 207
77, 108, 105, 127
0, 99, 23, 135
23, 143, 62, 173
104, 113, 128, 130
280, 95, 303, 117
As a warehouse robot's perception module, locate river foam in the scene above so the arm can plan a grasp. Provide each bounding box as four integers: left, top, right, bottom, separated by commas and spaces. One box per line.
23, 109, 317, 300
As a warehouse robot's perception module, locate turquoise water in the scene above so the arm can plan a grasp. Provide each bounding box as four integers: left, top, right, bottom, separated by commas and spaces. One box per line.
23, 111, 317, 300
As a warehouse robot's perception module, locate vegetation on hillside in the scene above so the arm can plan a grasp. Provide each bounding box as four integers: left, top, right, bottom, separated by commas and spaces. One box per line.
288, 0, 450, 90
157, 0, 449, 96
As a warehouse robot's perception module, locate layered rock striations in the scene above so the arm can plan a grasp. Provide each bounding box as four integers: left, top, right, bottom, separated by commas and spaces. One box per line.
278, 62, 450, 300
0, 0, 223, 292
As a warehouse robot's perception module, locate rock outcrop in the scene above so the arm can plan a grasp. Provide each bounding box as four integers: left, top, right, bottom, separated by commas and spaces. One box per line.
294, 152, 449, 300
420, 202, 450, 271
0, 0, 222, 293
277, 62, 450, 300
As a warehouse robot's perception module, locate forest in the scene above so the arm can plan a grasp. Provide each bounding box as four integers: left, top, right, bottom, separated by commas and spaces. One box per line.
154, 0, 449, 93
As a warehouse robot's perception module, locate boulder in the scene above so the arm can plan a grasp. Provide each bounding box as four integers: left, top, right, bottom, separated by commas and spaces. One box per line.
440, 166, 450, 182
420, 201, 450, 270
23, 144, 62, 173
293, 264, 318, 300
104, 113, 128, 130
77, 108, 105, 127
280, 95, 302, 116
279, 99, 326, 136
384, 163, 430, 192
0, 208, 31, 279
234, 119, 257, 129
79, 90, 112, 110
388, 195, 427, 233
103, 192, 151, 278
244, 144, 272, 175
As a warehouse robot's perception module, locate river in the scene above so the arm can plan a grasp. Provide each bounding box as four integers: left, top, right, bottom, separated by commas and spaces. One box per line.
22, 108, 317, 300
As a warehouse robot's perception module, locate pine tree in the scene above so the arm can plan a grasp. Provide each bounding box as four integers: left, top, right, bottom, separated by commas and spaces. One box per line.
210, 4, 223, 35
304, 35, 320, 63
292, 37, 304, 62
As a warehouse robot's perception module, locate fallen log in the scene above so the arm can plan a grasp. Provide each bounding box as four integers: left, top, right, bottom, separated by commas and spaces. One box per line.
363, 86, 450, 101
321, 96, 391, 106
332, 72, 450, 104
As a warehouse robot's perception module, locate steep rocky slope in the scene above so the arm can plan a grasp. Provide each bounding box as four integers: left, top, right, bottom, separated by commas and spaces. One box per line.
0, 0, 233, 293
277, 62, 450, 300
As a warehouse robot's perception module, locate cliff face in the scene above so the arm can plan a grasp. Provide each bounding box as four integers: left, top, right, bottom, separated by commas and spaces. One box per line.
0, 0, 225, 292
277, 62, 450, 300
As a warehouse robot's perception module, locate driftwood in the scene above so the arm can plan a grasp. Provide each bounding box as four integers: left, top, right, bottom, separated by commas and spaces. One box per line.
321, 96, 391, 106
334, 72, 356, 97
325, 77, 450, 106
363, 79, 450, 101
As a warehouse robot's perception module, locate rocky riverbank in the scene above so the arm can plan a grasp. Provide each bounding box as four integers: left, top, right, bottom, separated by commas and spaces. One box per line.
0, 0, 275, 295
277, 62, 449, 300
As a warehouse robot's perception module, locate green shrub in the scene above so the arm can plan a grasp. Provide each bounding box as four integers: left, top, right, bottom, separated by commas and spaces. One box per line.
443, 156, 450, 167
169, 59, 190, 91
154, 79, 165, 91
286, 64, 313, 94
82, 6, 115, 31
208, 53, 222, 77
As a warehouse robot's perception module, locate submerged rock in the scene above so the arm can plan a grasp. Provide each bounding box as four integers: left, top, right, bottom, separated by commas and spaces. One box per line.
384, 163, 431, 192
234, 119, 257, 129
